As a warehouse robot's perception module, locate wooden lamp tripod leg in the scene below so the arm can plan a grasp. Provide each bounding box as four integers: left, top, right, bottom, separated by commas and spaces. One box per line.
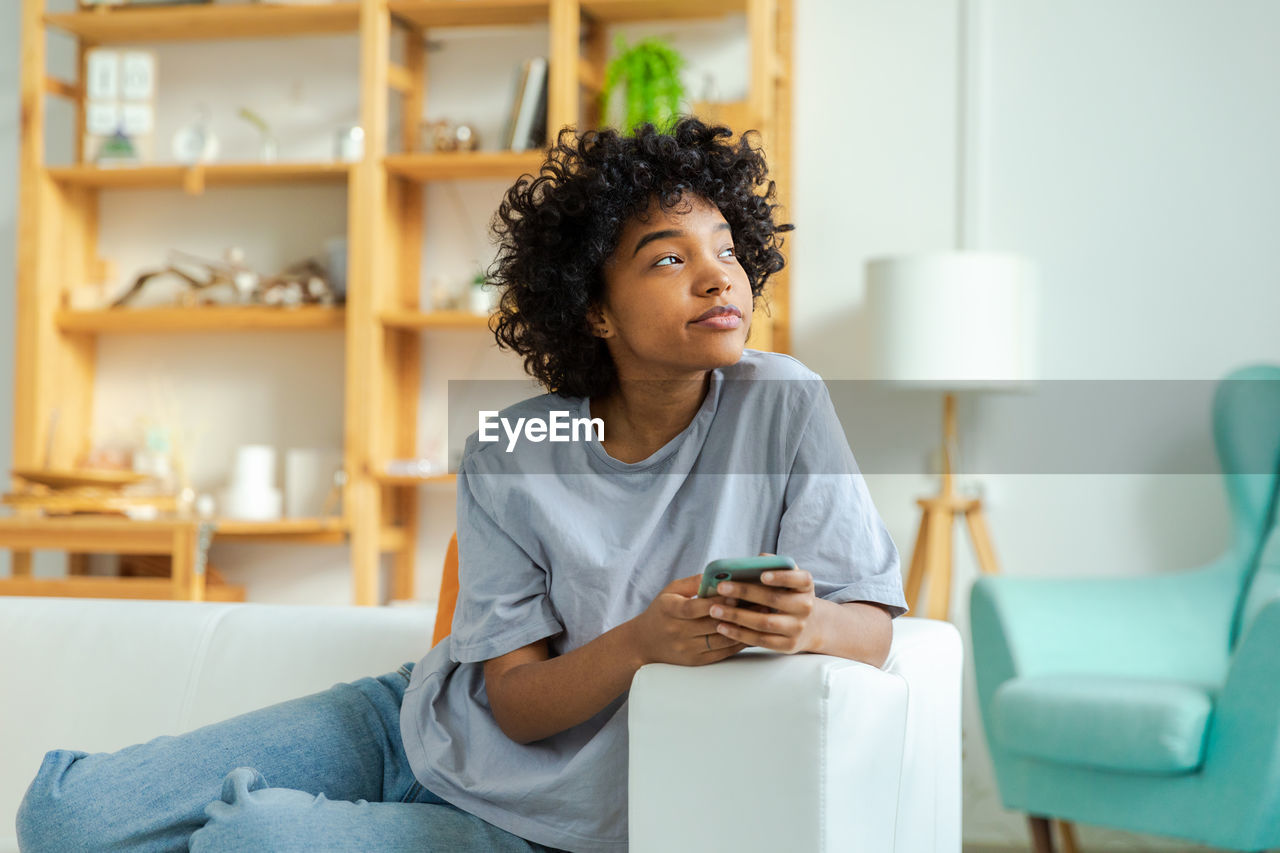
904, 393, 1005, 621
966, 503, 1001, 575
906, 497, 959, 621
903, 511, 930, 611
923, 500, 955, 621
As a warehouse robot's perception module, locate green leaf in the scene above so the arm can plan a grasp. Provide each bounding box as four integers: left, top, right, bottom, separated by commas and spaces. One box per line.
600, 35, 688, 134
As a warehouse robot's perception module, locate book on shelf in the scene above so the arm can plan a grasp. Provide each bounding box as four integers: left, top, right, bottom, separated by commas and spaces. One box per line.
503, 57, 548, 152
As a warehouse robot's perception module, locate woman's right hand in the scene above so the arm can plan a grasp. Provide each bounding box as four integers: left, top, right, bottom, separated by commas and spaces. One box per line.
629, 574, 747, 667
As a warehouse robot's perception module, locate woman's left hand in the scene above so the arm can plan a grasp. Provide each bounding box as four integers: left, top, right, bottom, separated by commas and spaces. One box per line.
709, 555, 822, 654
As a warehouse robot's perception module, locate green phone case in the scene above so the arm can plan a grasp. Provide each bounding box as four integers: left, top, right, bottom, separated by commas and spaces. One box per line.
697, 555, 798, 598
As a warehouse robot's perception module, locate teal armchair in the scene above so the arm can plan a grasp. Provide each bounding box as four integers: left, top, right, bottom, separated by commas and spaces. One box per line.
971, 365, 1280, 852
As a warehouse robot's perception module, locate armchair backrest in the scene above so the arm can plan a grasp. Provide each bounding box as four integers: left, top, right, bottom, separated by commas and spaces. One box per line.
1215, 364, 1280, 647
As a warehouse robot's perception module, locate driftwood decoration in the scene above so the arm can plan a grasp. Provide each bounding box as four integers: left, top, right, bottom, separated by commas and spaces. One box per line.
112, 248, 340, 309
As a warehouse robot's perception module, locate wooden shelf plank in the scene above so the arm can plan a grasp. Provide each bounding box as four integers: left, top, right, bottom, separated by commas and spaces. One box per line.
384, 151, 545, 182
0, 576, 246, 602
389, 0, 550, 29
391, 0, 744, 30
45, 3, 362, 44
0, 516, 196, 552
381, 309, 492, 330
57, 306, 346, 334
375, 473, 457, 487
580, 0, 746, 23
213, 517, 348, 544
46, 162, 352, 190
0, 514, 346, 546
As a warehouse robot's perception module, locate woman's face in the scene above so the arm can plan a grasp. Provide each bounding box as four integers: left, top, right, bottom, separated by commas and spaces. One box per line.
594, 193, 753, 383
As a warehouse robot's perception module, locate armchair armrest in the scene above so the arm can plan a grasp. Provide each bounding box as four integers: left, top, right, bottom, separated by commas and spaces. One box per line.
1203, 595, 1280, 848
627, 618, 961, 853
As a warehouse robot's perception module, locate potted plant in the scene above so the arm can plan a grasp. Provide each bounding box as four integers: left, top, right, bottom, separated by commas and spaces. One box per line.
599, 36, 687, 134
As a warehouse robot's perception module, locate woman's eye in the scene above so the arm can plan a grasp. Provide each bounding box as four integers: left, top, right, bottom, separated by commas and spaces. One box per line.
653, 248, 733, 267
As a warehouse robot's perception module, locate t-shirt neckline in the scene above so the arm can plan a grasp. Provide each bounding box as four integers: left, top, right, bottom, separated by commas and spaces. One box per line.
579, 369, 723, 472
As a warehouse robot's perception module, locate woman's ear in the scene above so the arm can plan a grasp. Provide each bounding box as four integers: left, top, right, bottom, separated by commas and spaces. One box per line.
586, 305, 613, 339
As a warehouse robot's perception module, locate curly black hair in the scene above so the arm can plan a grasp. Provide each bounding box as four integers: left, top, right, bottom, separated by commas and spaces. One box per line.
487, 115, 794, 399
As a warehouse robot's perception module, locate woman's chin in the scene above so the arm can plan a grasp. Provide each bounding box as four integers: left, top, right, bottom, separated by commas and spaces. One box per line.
623, 335, 748, 379
698, 338, 747, 370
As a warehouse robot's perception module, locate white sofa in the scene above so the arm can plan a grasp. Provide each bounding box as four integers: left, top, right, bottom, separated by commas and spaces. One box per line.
0, 597, 961, 852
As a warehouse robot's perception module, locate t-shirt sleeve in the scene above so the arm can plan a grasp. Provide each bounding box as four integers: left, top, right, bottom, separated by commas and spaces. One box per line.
448, 457, 564, 663
776, 384, 910, 618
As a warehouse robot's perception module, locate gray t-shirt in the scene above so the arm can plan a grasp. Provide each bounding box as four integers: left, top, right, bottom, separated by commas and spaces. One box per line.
399, 350, 908, 853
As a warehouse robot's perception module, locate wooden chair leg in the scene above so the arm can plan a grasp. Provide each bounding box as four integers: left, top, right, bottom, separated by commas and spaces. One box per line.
1029, 815, 1056, 853
1055, 819, 1079, 853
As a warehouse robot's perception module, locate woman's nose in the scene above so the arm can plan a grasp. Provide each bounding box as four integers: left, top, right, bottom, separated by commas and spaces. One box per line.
695, 256, 733, 295
703, 274, 732, 296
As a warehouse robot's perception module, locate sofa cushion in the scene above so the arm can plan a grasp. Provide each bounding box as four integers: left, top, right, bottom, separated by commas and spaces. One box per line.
991, 675, 1214, 774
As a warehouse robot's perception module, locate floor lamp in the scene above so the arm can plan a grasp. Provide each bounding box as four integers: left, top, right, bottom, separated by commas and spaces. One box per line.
865, 252, 1038, 622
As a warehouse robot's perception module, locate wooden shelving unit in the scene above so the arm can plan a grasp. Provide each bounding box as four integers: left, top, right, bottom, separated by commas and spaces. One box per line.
10, 0, 793, 605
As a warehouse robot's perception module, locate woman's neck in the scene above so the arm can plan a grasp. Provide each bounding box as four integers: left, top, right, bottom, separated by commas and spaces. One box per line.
590, 372, 711, 463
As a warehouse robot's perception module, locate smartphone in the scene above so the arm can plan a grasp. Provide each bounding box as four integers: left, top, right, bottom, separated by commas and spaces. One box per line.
697, 555, 798, 599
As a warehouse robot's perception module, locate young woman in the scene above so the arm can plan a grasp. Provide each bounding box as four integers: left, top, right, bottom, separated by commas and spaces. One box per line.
400, 116, 907, 851
15, 117, 905, 853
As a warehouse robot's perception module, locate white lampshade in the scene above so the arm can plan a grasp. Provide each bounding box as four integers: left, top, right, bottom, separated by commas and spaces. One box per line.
865, 252, 1039, 388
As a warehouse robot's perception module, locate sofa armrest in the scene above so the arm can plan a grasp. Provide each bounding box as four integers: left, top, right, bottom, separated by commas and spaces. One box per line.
628, 618, 961, 853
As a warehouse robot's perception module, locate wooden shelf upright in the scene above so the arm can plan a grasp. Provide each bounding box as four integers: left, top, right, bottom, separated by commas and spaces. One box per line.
10, 0, 793, 605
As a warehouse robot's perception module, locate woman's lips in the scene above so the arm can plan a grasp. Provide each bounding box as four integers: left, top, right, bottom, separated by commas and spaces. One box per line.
691, 313, 743, 330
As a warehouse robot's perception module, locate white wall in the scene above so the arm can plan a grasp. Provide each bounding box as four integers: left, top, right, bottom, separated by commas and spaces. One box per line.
4, 1, 1278, 849
793, 1, 1279, 849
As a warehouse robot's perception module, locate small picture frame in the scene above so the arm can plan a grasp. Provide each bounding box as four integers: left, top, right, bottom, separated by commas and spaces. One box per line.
84, 47, 158, 166
86, 50, 119, 100
120, 53, 156, 101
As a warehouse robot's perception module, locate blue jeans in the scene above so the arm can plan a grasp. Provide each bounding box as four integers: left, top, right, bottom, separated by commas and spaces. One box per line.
16, 662, 566, 852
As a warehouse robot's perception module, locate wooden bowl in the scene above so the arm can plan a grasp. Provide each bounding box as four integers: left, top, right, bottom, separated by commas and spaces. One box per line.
11, 468, 151, 490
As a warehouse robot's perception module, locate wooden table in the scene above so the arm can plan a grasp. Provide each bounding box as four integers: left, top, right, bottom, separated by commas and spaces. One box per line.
0, 516, 218, 601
